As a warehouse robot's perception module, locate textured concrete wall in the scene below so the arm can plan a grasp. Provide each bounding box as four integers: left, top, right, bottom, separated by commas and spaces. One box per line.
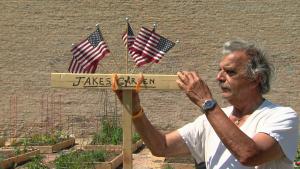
0, 0, 299, 135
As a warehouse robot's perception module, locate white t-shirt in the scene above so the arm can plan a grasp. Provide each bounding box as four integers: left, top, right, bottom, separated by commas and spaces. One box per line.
178, 100, 299, 169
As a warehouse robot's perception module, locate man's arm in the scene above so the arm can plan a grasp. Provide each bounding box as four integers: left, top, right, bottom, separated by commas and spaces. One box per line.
114, 90, 190, 157
133, 112, 190, 157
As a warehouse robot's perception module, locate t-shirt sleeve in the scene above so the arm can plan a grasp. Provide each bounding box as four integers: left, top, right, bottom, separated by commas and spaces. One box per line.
177, 115, 206, 163
257, 107, 299, 161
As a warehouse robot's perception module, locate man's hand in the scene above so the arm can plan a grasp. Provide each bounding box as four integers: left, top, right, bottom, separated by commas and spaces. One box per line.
176, 71, 213, 107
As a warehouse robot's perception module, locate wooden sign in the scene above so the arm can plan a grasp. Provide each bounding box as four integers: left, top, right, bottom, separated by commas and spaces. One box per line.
51, 73, 179, 90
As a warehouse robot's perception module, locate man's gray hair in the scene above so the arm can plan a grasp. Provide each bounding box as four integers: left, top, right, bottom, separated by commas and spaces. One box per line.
222, 39, 274, 94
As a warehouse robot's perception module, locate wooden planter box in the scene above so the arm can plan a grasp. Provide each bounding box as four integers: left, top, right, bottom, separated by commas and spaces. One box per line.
55, 149, 123, 169
76, 139, 143, 152
87, 152, 123, 169
0, 149, 40, 169
10, 137, 75, 154
32, 137, 75, 153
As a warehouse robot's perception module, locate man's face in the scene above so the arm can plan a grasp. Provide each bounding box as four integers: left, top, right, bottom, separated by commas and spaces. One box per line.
216, 51, 256, 103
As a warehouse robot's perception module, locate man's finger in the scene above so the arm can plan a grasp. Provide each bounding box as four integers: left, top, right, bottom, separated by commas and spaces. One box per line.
177, 71, 188, 84
176, 79, 185, 90
191, 71, 199, 81
186, 72, 194, 81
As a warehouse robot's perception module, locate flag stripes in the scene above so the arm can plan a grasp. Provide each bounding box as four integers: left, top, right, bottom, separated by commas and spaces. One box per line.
129, 27, 175, 67
122, 22, 135, 48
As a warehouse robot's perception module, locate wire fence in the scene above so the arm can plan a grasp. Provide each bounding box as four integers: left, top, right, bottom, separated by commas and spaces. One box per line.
0, 90, 120, 140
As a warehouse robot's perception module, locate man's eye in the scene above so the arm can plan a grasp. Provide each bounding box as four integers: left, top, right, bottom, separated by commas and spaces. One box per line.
226, 70, 236, 76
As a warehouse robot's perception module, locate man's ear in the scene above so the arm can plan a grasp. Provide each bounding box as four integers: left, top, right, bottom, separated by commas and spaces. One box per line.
251, 74, 262, 89
247, 72, 259, 87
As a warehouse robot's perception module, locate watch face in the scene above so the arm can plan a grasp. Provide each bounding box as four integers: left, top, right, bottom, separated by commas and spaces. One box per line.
206, 101, 214, 107
203, 100, 216, 111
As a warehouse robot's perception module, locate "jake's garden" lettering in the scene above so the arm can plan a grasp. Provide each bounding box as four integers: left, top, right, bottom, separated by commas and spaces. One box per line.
72, 76, 155, 88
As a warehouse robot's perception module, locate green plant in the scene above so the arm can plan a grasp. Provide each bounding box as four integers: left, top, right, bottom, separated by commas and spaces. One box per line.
132, 132, 141, 143
91, 118, 141, 145
91, 118, 123, 145
25, 155, 48, 169
13, 146, 22, 155
55, 150, 107, 169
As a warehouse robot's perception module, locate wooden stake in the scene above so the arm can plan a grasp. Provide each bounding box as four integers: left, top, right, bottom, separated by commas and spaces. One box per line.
122, 90, 133, 168
125, 17, 129, 74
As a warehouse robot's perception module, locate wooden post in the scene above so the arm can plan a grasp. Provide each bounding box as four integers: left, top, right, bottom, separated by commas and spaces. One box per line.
122, 90, 133, 168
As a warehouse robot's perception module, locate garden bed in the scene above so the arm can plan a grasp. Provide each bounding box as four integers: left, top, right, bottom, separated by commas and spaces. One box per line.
54, 149, 122, 169
0, 148, 40, 169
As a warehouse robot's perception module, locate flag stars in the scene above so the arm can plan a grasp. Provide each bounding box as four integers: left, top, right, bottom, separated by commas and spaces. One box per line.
156, 37, 175, 53
88, 28, 104, 47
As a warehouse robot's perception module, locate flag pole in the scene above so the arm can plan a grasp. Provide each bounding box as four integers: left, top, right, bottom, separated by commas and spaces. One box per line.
125, 17, 129, 74
152, 22, 157, 32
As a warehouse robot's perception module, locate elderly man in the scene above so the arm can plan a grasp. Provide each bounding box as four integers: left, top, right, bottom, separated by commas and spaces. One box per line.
115, 40, 299, 168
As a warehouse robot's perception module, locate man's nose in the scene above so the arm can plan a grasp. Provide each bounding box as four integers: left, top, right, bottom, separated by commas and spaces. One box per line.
216, 70, 225, 82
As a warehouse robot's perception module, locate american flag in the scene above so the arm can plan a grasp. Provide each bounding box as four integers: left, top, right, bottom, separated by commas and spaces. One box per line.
129, 27, 175, 67
122, 22, 135, 49
68, 27, 110, 73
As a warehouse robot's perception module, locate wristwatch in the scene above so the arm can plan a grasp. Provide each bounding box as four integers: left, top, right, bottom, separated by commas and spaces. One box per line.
201, 99, 217, 113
